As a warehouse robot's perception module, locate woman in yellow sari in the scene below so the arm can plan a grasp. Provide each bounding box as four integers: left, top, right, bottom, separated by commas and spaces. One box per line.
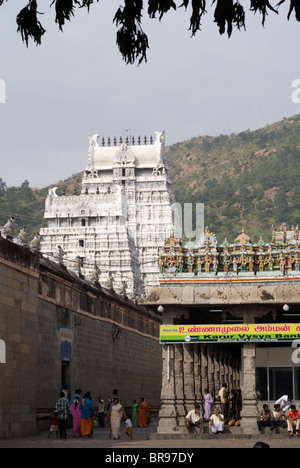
108, 398, 125, 439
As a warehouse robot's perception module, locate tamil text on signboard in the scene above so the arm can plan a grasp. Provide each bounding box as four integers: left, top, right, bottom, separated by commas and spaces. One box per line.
160, 324, 300, 344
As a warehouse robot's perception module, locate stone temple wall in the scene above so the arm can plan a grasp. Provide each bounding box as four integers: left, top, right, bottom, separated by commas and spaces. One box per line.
0, 235, 162, 438
0, 236, 39, 438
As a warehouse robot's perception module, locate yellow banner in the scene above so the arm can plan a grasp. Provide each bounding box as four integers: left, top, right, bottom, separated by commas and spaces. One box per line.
160, 324, 300, 344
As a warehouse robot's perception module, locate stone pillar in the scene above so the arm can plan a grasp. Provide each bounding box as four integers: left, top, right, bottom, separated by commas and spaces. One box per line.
240, 308, 258, 433
194, 345, 202, 402
207, 344, 215, 398
174, 344, 186, 433
240, 343, 258, 433
214, 349, 220, 395
183, 345, 195, 413
219, 348, 224, 387
225, 306, 260, 433
200, 345, 208, 393
223, 305, 263, 433
157, 344, 178, 433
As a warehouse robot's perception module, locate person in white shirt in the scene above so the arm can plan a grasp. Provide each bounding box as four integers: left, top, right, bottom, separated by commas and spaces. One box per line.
185, 404, 203, 434
210, 407, 225, 434
61, 385, 68, 400
97, 396, 105, 427
275, 395, 294, 413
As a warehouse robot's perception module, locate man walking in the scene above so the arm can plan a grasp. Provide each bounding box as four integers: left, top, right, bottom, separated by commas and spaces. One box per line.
55, 392, 70, 439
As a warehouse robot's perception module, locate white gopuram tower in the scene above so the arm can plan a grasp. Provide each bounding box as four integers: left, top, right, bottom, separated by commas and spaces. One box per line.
40, 131, 174, 298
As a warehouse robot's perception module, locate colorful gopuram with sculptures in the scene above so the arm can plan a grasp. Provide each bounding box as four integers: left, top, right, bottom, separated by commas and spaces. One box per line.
159, 224, 300, 277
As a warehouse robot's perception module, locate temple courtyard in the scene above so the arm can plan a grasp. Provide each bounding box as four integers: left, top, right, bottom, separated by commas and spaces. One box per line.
0, 418, 299, 449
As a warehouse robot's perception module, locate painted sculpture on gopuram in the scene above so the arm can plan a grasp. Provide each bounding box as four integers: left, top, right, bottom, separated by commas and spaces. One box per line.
159, 224, 300, 276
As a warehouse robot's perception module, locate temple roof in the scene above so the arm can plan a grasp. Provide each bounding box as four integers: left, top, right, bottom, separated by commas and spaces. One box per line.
235, 229, 251, 245
86, 131, 166, 171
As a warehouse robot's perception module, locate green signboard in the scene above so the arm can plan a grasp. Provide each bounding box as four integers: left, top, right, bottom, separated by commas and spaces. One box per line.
160, 324, 300, 344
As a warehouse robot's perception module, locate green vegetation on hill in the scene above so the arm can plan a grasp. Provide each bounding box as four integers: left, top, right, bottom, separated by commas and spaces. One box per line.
0, 115, 299, 244
0, 176, 82, 236
166, 114, 300, 243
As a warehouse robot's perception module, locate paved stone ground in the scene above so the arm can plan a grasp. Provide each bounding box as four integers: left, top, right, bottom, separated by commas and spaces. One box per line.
0, 418, 299, 449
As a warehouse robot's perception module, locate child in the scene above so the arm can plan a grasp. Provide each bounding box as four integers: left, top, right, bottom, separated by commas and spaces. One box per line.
125, 416, 133, 440
48, 410, 59, 439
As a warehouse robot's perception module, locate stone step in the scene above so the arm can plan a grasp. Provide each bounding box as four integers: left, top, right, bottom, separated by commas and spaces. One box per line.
148, 424, 291, 440
148, 432, 292, 440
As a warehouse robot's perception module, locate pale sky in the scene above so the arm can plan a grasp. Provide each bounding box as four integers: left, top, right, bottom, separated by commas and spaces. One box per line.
0, 1, 299, 188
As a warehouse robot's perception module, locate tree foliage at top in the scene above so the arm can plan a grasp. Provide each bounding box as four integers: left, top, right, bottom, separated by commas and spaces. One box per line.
1, 0, 299, 64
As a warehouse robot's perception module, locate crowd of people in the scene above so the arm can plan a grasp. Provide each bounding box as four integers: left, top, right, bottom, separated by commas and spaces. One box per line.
49, 384, 300, 440
49, 386, 150, 440
185, 385, 300, 438
185, 383, 243, 435
257, 395, 300, 437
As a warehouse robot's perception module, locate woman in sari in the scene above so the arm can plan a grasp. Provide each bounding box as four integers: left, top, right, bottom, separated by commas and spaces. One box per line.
109, 398, 125, 439
132, 400, 138, 427
138, 398, 149, 428
79, 392, 94, 437
204, 389, 214, 421
71, 398, 82, 437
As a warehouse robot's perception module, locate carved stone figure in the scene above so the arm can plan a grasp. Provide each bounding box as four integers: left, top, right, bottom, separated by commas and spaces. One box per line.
223, 253, 231, 273
105, 272, 114, 290
91, 265, 101, 284
74, 256, 83, 276
2, 216, 17, 240
121, 281, 127, 296
186, 253, 194, 274
165, 253, 179, 276
87, 134, 100, 169
294, 253, 300, 271
29, 233, 43, 252
212, 255, 218, 273
204, 254, 212, 273
54, 246, 65, 265
278, 252, 286, 273
16, 226, 30, 247
257, 255, 265, 272
265, 255, 274, 271
233, 258, 238, 274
